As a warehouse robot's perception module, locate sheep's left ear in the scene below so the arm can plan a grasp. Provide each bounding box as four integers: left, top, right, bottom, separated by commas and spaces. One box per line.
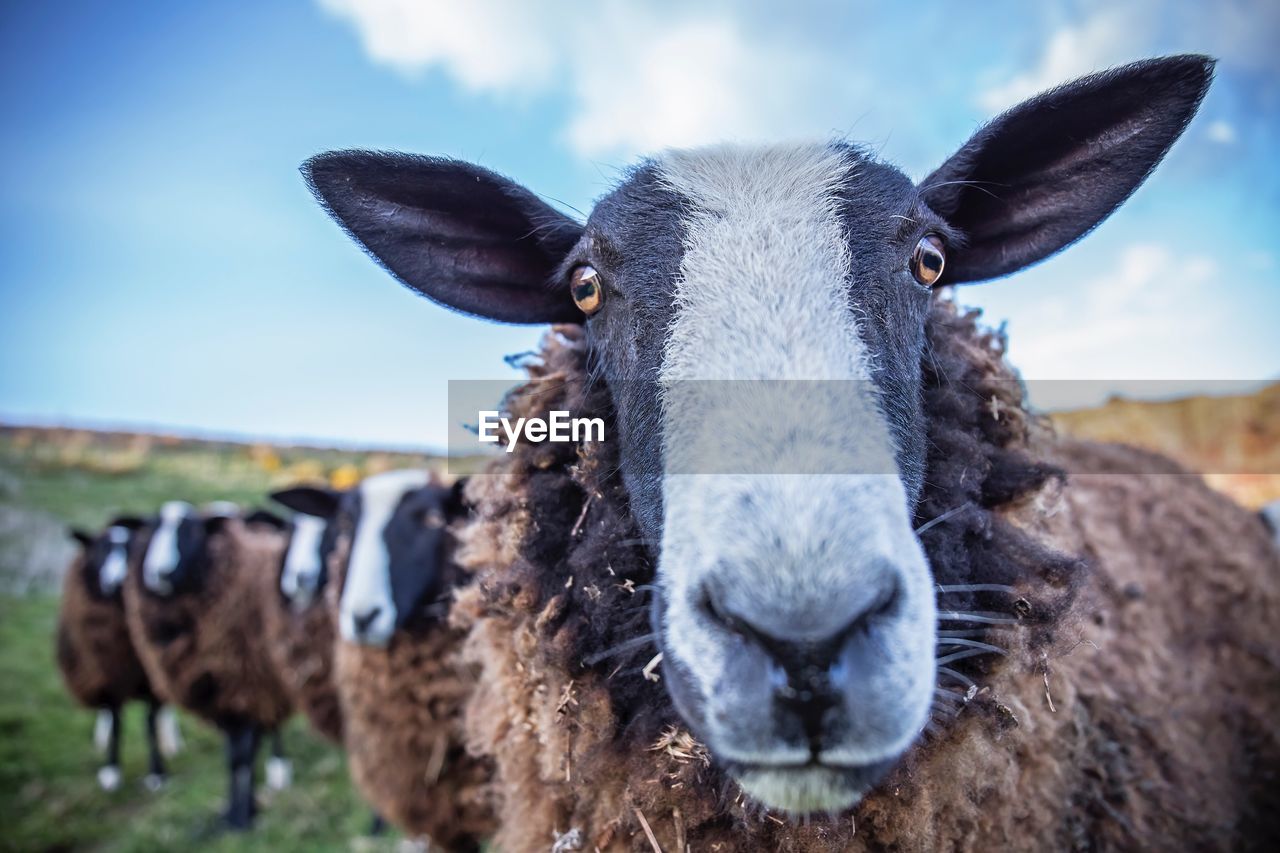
70, 528, 94, 548
921, 55, 1214, 283
303, 151, 584, 324
244, 509, 287, 530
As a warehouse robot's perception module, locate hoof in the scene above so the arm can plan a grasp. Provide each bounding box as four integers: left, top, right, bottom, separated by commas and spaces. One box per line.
143, 773, 168, 792
97, 764, 122, 792
266, 756, 293, 791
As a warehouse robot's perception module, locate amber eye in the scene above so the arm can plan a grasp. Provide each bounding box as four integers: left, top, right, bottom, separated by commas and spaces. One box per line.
910, 234, 946, 287
570, 265, 604, 315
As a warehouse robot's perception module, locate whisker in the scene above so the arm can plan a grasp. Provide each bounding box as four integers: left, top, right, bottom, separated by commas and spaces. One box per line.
937, 611, 1021, 625
915, 504, 968, 536
583, 633, 657, 666
935, 583, 1017, 595
936, 638, 1007, 654
935, 647, 1005, 666
937, 666, 976, 688
937, 629, 989, 638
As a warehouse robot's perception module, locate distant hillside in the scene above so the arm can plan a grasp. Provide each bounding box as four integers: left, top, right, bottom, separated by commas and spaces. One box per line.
1050, 382, 1280, 508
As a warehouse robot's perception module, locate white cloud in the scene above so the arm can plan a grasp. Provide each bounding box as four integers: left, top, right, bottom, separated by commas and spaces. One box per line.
1005, 243, 1229, 386
317, 0, 850, 159
977, 9, 1137, 112
317, 0, 560, 92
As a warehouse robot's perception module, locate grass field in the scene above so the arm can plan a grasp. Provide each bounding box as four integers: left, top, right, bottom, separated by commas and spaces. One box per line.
0, 427, 456, 851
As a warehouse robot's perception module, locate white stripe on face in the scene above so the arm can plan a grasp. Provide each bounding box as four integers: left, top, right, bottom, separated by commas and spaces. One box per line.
98, 526, 131, 594
143, 501, 192, 594
338, 469, 430, 646
281, 514, 326, 606
652, 143, 935, 761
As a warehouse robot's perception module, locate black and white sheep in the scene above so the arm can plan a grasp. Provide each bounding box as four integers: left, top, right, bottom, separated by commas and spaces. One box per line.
306, 55, 1280, 850
56, 518, 180, 791
123, 501, 294, 829
256, 486, 345, 745
311, 470, 494, 848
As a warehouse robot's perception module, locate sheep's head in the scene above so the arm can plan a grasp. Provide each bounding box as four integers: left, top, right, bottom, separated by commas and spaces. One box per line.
305, 55, 1211, 812
138, 501, 238, 596
270, 485, 344, 609
328, 470, 467, 646
70, 517, 145, 598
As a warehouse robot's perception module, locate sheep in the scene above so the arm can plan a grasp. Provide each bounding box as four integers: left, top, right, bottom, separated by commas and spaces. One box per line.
123, 501, 294, 829
316, 470, 495, 848
56, 518, 181, 792
253, 487, 345, 746
304, 55, 1279, 849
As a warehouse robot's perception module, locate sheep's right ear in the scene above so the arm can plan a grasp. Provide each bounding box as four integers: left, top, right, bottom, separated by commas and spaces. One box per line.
70, 528, 94, 548
303, 151, 585, 324
271, 486, 342, 519
921, 55, 1214, 283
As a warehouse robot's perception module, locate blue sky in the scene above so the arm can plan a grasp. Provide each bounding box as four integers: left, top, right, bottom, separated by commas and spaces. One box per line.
2, 0, 1277, 449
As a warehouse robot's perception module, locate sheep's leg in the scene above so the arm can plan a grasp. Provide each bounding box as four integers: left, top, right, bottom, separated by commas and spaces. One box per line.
143, 700, 168, 791
222, 723, 261, 830
265, 728, 292, 790
96, 705, 122, 791
368, 813, 386, 836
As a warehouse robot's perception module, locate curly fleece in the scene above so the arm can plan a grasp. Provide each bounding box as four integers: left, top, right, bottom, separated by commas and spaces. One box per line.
327, 527, 495, 849
453, 298, 1280, 852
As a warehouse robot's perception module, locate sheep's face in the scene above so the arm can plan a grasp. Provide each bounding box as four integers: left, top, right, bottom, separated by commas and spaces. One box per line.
569, 146, 943, 811
71, 519, 143, 599
305, 54, 1211, 812
270, 486, 344, 609
332, 470, 464, 646
139, 501, 227, 596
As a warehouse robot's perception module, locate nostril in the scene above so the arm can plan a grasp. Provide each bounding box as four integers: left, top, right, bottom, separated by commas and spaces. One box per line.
352, 607, 382, 634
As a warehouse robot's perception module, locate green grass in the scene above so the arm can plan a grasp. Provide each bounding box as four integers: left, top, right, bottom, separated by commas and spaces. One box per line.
0, 426, 453, 850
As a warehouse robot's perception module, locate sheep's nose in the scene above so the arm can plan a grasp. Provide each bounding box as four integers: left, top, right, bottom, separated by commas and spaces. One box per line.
702, 579, 902, 739
351, 606, 383, 637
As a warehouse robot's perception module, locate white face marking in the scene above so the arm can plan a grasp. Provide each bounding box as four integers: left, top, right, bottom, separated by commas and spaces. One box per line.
281, 514, 327, 607
652, 143, 936, 790
97, 525, 131, 594
338, 469, 430, 646
142, 501, 193, 594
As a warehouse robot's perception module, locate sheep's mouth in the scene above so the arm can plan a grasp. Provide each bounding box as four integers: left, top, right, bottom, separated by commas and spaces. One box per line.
727, 757, 896, 814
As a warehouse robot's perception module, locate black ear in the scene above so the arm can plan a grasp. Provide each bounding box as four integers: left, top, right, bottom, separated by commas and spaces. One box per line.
244, 509, 287, 531
921, 55, 1214, 283
70, 528, 94, 548
271, 485, 342, 519
445, 477, 470, 520
109, 516, 146, 531
303, 151, 585, 324
204, 515, 231, 535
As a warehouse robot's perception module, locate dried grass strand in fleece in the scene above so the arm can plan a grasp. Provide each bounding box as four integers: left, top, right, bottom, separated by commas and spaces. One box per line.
453, 298, 1280, 851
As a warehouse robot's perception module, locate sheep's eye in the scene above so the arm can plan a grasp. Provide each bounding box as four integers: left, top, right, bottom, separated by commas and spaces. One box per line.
910, 234, 946, 287
570, 265, 604, 315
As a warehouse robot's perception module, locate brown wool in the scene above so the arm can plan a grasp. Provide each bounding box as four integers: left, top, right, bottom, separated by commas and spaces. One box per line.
452, 299, 1280, 852
123, 520, 293, 730
56, 551, 155, 710
257, 559, 343, 743
326, 529, 496, 849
